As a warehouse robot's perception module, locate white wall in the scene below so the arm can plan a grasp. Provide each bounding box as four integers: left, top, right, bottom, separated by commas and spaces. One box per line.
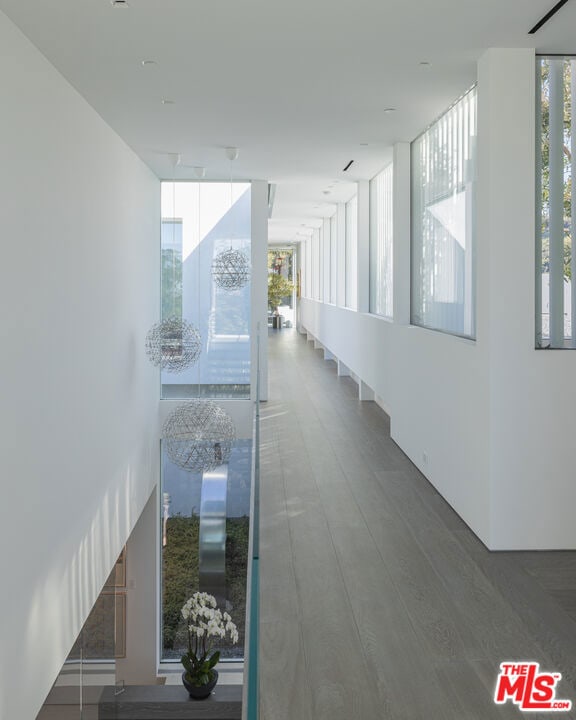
300, 49, 576, 551
0, 11, 160, 719
300, 301, 492, 544
478, 48, 576, 549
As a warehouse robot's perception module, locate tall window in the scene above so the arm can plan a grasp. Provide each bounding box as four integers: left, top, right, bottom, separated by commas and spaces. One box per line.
336, 205, 346, 306
161, 441, 251, 661
322, 218, 331, 303
411, 87, 477, 338
345, 195, 358, 310
537, 57, 575, 348
330, 213, 338, 305
370, 164, 393, 317
160, 182, 251, 398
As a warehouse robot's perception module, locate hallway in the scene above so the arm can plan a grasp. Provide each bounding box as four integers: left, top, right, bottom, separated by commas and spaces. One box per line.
258, 328, 576, 720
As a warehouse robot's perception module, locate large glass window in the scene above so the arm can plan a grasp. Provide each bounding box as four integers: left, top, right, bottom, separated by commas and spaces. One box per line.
330, 213, 338, 305
411, 87, 477, 338
345, 195, 358, 310
336, 205, 346, 307
370, 164, 394, 318
322, 218, 330, 303
161, 182, 251, 398
160, 441, 251, 661
537, 57, 575, 348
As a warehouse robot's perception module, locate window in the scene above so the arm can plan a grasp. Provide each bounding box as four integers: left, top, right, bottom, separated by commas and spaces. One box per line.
345, 195, 358, 310
330, 213, 338, 305
537, 57, 575, 348
322, 218, 330, 303
411, 87, 477, 338
160, 441, 251, 661
370, 164, 393, 317
336, 205, 346, 306
160, 182, 251, 398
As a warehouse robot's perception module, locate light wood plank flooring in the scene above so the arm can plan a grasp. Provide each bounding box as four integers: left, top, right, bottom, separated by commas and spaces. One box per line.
259, 328, 576, 720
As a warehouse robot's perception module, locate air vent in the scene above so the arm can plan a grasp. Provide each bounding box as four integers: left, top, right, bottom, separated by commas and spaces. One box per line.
342, 160, 354, 172
529, 0, 570, 33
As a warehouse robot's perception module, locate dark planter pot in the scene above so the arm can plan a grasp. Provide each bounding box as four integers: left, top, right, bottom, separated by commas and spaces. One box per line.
182, 670, 218, 699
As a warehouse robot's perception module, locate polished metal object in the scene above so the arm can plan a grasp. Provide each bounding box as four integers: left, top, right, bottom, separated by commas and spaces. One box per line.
199, 465, 228, 602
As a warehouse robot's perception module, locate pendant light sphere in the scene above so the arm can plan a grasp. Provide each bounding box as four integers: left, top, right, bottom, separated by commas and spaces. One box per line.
163, 400, 236, 472
212, 248, 250, 291
145, 317, 201, 372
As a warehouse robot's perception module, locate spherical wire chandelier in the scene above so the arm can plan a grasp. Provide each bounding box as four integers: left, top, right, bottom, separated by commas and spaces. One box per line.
145, 316, 201, 373
163, 400, 236, 473
212, 248, 250, 290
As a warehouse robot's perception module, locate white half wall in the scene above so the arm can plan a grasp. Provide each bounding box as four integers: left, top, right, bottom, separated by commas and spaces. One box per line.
299, 300, 491, 545
0, 11, 160, 719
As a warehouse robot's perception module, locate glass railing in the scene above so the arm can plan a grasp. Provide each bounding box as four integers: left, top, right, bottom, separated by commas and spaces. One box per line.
243, 325, 261, 720
35, 555, 124, 719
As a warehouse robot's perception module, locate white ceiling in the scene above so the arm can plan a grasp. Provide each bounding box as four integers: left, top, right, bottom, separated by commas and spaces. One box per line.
0, 0, 573, 243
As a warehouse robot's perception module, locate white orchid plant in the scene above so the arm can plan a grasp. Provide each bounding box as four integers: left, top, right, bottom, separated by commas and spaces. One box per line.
180, 592, 239, 687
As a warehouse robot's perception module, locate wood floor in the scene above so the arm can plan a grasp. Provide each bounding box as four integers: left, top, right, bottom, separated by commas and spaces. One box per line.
258, 328, 576, 720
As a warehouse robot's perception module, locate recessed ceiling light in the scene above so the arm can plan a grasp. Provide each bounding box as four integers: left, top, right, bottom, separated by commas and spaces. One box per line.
141, 60, 157, 66
383, 107, 396, 113
419, 61, 431, 68
111, 0, 129, 6
360, 142, 369, 146
162, 99, 175, 105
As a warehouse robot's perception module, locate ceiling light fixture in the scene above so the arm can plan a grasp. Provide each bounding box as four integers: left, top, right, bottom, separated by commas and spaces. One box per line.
162, 99, 175, 105
383, 108, 396, 114
529, 0, 570, 33
141, 59, 157, 66
111, 0, 129, 6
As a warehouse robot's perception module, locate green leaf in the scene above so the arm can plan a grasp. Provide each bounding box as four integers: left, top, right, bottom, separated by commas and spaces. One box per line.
181, 654, 193, 675
208, 651, 220, 668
